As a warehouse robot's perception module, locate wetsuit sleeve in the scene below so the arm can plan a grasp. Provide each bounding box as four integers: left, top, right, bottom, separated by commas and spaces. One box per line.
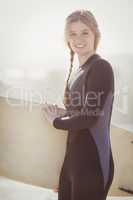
53, 59, 114, 131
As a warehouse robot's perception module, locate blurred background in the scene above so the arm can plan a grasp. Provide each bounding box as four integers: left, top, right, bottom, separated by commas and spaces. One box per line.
0, 0, 133, 197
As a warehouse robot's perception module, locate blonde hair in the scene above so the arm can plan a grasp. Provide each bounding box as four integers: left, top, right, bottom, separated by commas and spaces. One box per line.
63, 9, 101, 108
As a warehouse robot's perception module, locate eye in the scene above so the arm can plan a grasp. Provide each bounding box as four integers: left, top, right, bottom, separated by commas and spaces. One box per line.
69, 33, 76, 37
83, 32, 89, 35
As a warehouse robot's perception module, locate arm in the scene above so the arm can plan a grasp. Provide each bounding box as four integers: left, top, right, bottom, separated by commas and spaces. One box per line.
53, 59, 114, 131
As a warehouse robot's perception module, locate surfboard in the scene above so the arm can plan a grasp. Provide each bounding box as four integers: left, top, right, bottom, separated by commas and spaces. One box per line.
40, 115, 67, 189
0, 98, 67, 190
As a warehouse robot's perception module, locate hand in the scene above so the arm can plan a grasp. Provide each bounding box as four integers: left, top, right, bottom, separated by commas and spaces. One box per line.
55, 106, 67, 116
42, 102, 58, 125
42, 103, 66, 125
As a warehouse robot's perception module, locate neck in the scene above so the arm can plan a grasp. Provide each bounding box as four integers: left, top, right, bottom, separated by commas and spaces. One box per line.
78, 51, 95, 67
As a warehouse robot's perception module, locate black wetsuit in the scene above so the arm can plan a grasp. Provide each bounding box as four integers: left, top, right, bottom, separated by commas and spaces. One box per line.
53, 53, 115, 200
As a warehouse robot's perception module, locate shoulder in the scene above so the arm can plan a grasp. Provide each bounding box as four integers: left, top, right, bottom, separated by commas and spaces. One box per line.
91, 58, 114, 78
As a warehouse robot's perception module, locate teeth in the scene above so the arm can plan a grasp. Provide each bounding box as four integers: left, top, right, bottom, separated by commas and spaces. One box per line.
76, 45, 85, 48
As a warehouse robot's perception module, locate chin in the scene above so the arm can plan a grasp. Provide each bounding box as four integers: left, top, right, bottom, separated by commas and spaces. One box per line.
76, 50, 91, 56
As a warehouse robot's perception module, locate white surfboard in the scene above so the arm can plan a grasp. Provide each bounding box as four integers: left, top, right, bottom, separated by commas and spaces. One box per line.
0, 98, 67, 189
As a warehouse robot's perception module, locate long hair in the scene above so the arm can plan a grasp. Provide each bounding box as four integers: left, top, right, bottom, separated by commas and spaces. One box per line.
63, 9, 101, 108
63, 44, 74, 108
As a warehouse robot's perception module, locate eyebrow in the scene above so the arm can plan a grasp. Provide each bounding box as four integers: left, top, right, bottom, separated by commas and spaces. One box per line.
69, 29, 89, 33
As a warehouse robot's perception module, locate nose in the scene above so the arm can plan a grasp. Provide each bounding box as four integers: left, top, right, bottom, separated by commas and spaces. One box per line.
74, 35, 85, 43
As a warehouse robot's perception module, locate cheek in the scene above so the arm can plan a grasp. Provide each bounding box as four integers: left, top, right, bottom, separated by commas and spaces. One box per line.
87, 39, 93, 46
86, 36, 95, 46
68, 38, 75, 44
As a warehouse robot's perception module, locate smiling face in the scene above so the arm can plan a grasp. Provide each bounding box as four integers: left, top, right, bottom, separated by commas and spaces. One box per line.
66, 20, 95, 56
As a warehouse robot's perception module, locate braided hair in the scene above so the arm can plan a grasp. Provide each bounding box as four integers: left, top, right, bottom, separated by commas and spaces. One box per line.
63, 46, 74, 108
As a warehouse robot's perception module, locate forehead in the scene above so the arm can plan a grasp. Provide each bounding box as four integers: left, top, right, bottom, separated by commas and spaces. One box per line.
68, 20, 91, 32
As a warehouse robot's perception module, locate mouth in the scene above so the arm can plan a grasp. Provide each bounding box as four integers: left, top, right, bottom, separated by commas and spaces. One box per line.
75, 44, 86, 49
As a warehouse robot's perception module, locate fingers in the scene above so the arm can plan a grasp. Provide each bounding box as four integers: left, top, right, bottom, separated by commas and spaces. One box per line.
52, 104, 58, 113
42, 102, 66, 116
42, 102, 58, 114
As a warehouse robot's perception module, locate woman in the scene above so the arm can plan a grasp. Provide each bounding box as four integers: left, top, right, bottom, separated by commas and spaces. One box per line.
42, 9, 115, 200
